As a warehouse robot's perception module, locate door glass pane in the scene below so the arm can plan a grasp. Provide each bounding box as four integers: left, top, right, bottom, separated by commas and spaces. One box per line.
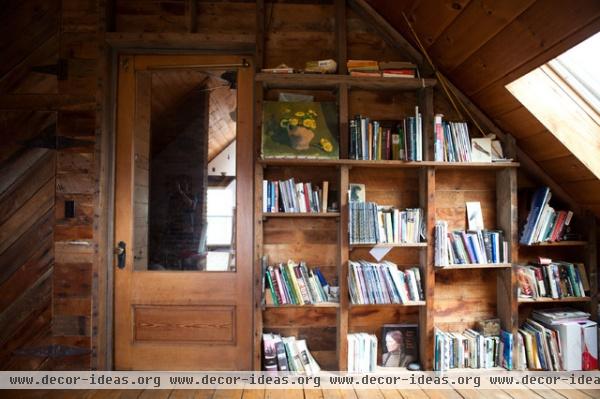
133, 68, 237, 272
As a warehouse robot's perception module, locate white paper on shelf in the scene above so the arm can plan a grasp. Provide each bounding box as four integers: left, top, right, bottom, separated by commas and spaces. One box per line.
369, 246, 392, 262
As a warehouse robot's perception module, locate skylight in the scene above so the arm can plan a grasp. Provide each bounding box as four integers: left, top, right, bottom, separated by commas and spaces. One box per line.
506, 31, 600, 179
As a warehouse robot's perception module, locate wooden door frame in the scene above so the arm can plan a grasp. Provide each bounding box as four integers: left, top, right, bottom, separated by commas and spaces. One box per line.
97, 43, 255, 370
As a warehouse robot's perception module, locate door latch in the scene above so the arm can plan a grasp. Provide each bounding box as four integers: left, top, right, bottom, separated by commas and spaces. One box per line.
115, 241, 126, 269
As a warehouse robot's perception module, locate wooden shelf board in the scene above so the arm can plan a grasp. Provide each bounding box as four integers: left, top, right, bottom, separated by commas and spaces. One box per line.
518, 296, 591, 304
350, 301, 426, 308
442, 366, 507, 373
436, 263, 511, 270
259, 159, 519, 169
428, 161, 519, 169
350, 242, 427, 249
521, 240, 588, 247
264, 303, 340, 309
256, 72, 437, 90
263, 212, 340, 218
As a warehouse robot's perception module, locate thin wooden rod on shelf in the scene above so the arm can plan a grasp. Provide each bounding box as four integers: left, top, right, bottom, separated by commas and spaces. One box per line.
402, 12, 487, 138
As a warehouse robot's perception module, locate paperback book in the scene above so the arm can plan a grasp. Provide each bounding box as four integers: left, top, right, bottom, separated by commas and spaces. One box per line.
263, 333, 321, 374
349, 201, 424, 245
347, 261, 424, 305
434, 327, 510, 371
349, 111, 422, 161
264, 260, 334, 306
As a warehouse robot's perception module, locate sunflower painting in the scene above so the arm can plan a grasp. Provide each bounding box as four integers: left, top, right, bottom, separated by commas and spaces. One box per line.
261, 101, 339, 159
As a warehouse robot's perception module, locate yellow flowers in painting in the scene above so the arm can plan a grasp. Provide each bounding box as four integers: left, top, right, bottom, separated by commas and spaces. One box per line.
320, 138, 333, 152
280, 108, 318, 132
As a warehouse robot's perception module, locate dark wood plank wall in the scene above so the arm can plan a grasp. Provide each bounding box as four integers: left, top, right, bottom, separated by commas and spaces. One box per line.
367, 0, 600, 215
0, 0, 598, 371
0, 0, 61, 372
0, 133, 55, 370
0, 0, 101, 371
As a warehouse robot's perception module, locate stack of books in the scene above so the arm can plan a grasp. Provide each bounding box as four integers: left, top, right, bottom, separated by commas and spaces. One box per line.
263, 333, 321, 374
434, 328, 512, 371
348, 261, 424, 305
379, 61, 417, 78
346, 60, 418, 78
516, 259, 589, 300
434, 221, 508, 266
349, 112, 422, 161
520, 187, 574, 244
264, 260, 333, 306
433, 115, 472, 162
347, 333, 378, 373
349, 203, 424, 245
262, 179, 329, 213
347, 60, 380, 77
517, 308, 597, 371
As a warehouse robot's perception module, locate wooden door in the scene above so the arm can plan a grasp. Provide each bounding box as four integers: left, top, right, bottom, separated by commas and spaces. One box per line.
114, 55, 253, 370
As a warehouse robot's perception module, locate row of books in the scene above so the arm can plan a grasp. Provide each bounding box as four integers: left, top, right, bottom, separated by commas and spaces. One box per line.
262, 179, 329, 213
520, 187, 574, 244
516, 308, 597, 371
347, 333, 377, 373
349, 203, 424, 245
346, 60, 418, 78
348, 261, 424, 305
349, 112, 423, 161
516, 260, 589, 300
433, 116, 472, 162
262, 333, 321, 374
434, 328, 513, 371
435, 221, 508, 266
264, 260, 333, 306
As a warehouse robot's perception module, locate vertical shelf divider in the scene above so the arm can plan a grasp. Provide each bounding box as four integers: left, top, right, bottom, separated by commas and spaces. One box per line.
253, 0, 265, 371
418, 87, 434, 162
253, 163, 264, 371
420, 166, 435, 370
496, 167, 519, 367
338, 165, 350, 370
585, 211, 598, 323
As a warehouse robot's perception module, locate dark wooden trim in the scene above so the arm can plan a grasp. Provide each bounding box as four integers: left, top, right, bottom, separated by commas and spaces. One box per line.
105, 33, 255, 53
256, 73, 436, 91
0, 94, 95, 111
586, 212, 598, 323
419, 167, 435, 370
338, 165, 349, 370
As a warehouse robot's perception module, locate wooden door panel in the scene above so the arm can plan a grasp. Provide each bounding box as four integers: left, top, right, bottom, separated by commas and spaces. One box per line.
133, 305, 235, 343
114, 54, 253, 370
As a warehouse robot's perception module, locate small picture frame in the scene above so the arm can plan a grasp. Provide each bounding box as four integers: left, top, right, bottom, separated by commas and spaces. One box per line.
471, 138, 492, 163
381, 324, 418, 368
349, 183, 366, 203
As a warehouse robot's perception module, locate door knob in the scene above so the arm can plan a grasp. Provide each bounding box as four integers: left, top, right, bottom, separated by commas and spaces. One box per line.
115, 241, 126, 269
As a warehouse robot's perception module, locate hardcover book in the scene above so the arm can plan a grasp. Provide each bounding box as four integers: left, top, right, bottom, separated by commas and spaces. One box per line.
381, 324, 418, 367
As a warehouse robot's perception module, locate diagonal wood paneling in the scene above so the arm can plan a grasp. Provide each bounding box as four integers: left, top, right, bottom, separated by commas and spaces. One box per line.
0, 146, 55, 369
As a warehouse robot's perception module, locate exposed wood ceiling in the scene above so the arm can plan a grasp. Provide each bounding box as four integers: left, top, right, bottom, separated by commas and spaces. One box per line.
367, 0, 600, 215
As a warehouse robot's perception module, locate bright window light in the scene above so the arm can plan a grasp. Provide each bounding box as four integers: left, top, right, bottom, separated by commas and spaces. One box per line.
506, 31, 600, 179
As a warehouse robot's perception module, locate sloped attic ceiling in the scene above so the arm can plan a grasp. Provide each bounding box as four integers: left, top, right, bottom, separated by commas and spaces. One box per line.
367, 0, 600, 215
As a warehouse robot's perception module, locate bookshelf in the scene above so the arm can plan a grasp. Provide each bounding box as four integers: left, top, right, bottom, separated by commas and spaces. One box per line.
252, 0, 597, 373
